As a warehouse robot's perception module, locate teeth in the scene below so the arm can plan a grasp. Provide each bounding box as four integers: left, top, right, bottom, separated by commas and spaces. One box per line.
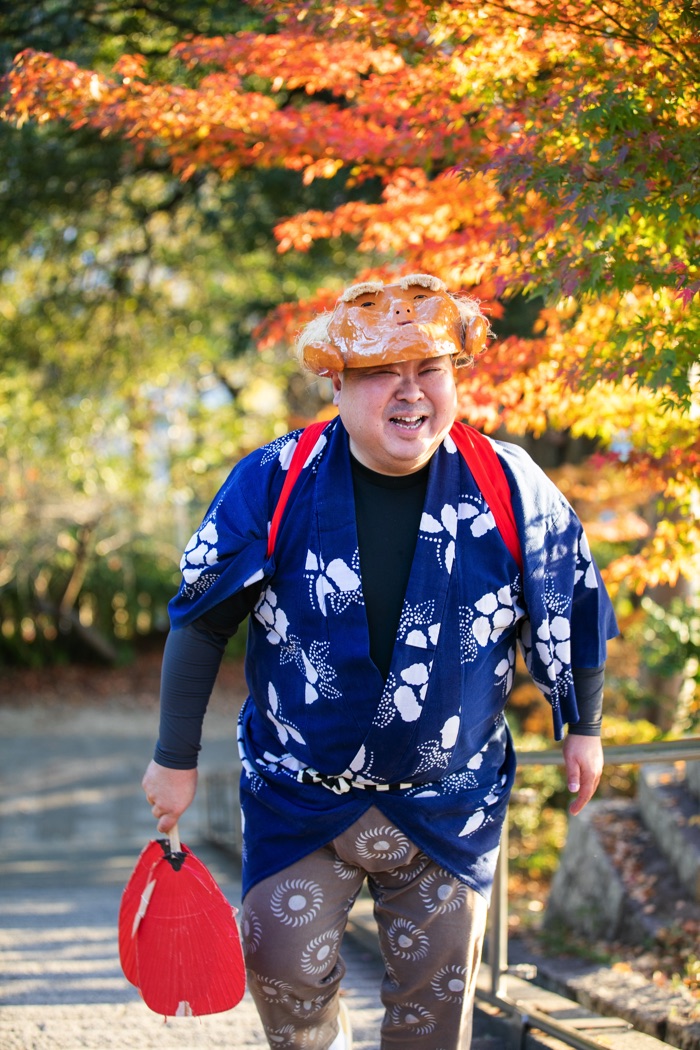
391, 416, 423, 426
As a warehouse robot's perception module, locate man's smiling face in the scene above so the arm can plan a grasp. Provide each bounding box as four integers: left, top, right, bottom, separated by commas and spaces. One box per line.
331, 355, 458, 476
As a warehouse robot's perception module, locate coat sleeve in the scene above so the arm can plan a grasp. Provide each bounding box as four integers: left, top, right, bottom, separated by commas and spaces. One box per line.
167, 435, 298, 630
496, 442, 619, 740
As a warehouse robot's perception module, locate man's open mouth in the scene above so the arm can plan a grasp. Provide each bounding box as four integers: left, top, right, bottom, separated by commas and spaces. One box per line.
389, 415, 426, 430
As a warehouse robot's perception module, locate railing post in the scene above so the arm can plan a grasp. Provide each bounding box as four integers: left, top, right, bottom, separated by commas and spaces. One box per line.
488, 810, 509, 998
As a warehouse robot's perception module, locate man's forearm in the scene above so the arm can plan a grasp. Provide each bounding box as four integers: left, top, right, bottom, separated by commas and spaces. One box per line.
568, 663, 605, 736
153, 585, 261, 767
153, 622, 228, 768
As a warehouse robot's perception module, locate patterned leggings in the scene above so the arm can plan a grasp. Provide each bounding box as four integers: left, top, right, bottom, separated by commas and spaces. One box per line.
241, 806, 488, 1050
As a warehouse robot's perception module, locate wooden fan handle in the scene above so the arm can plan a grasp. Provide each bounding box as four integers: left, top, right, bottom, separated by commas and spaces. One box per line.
169, 823, 181, 852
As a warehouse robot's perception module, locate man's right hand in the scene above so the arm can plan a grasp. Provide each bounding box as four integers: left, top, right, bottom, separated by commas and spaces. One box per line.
141, 760, 198, 834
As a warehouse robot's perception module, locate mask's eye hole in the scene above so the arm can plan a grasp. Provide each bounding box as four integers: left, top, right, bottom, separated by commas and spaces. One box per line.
413, 293, 428, 300
359, 299, 376, 308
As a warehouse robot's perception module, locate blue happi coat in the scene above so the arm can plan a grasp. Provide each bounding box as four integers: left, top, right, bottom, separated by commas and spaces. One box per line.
169, 418, 618, 901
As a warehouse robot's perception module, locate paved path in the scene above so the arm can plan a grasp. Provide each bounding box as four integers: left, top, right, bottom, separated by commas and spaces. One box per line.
0, 702, 502, 1049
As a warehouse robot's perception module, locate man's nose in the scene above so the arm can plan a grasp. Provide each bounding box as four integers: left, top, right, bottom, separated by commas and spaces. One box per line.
396, 372, 422, 400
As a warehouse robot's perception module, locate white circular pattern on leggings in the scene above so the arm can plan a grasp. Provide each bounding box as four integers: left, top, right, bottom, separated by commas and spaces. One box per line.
291, 991, 327, 1017
418, 867, 467, 913
382, 863, 420, 884
300, 928, 341, 975
332, 857, 361, 880
389, 1000, 437, 1035
241, 906, 263, 952
354, 824, 411, 862
265, 1022, 296, 1046
256, 976, 293, 1004
431, 963, 468, 1002
386, 916, 429, 960
270, 878, 324, 926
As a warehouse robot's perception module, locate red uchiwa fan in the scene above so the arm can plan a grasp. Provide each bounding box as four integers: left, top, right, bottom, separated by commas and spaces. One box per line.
118, 825, 246, 1016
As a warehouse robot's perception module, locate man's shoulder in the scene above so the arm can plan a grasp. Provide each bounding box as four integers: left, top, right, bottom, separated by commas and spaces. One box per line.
227, 429, 307, 480
202, 431, 303, 522
490, 436, 553, 483
489, 437, 571, 520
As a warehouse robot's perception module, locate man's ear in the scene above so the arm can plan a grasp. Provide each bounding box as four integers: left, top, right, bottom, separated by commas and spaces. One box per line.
302, 342, 345, 375
331, 371, 342, 405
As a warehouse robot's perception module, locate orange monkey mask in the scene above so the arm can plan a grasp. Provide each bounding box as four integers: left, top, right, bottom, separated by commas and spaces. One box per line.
300, 274, 488, 376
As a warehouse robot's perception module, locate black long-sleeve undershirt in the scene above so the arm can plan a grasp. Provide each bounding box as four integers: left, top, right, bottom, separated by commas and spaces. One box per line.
154, 456, 604, 768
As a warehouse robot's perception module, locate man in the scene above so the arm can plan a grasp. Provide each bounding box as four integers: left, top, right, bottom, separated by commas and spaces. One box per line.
143, 274, 618, 1049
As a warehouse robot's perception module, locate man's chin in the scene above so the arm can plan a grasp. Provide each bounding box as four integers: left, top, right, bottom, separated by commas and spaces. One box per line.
381, 427, 441, 470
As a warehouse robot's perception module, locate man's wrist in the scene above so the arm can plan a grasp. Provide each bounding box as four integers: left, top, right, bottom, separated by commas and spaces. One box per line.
567, 721, 602, 737
153, 745, 199, 770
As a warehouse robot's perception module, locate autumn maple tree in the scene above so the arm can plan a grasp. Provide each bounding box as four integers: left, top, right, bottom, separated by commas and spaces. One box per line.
3, 0, 699, 597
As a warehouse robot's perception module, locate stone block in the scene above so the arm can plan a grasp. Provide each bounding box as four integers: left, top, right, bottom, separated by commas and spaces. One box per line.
638, 762, 700, 901
686, 755, 700, 802
544, 801, 628, 938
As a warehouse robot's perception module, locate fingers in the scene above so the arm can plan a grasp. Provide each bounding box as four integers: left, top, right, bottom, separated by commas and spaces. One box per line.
141, 760, 198, 833
145, 792, 163, 819
569, 784, 598, 815
145, 793, 178, 831
568, 773, 597, 816
562, 735, 603, 816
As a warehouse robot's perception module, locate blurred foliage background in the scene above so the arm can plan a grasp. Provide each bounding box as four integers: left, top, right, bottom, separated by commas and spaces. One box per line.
0, 2, 370, 666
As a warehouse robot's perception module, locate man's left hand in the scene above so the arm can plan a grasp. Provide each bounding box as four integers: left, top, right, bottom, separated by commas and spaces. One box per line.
561, 734, 603, 816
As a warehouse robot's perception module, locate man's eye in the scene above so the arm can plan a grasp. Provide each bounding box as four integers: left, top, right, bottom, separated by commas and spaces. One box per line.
413, 294, 428, 300
360, 299, 376, 308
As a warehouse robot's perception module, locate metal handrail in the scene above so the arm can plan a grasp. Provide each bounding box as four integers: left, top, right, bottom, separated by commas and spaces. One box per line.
483, 736, 700, 1048
518, 737, 700, 767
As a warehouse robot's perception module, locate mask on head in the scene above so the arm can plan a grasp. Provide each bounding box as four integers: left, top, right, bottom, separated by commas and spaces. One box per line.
299, 274, 489, 375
